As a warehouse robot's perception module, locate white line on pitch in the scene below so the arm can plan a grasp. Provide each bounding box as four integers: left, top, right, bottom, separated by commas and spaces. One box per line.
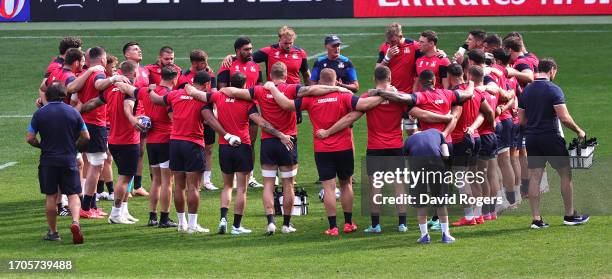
0, 115, 32, 118
0, 162, 17, 170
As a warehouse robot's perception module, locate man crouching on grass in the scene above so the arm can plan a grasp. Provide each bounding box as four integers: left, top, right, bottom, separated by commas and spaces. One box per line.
27, 81, 90, 244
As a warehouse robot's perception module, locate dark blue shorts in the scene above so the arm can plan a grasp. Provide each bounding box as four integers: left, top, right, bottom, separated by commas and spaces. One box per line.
38, 165, 81, 195
204, 124, 215, 145
169, 139, 205, 173
495, 118, 513, 151
219, 144, 254, 174
260, 137, 298, 166
314, 149, 354, 181
511, 123, 525, 149
365, 148, 404, 175
525, 134, 570, 169
147, 143, 170, 166
452, 137, 480, 167
85, 123, 108, 153
478, 134, 498, 160
407, 159, 449, 208
109, 144, 139, 176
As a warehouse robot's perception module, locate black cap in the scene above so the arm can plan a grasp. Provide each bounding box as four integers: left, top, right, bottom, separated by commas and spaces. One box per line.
324, 35, 342, 46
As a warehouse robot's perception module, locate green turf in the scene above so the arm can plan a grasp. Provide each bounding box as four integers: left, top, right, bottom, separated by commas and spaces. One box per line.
0, 22, 611, 278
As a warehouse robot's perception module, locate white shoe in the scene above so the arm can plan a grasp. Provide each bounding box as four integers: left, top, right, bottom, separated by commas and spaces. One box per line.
281, 225, 297, 234
178, 223, 188, 233
248, 177, 263, 188
108, 215, 135, 225
124, 213, 139, 223
203, 182, 218, 191
218, 218, 227, 234
108, 193, 115, 201
187, 224, 210, 234
266, 223, 276, 236
231, 226, 252, 235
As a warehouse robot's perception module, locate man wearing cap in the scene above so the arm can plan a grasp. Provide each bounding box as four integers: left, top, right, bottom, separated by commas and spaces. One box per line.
310, 35, 359, 93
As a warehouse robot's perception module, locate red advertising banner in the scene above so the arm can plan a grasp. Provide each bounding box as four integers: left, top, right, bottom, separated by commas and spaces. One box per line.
354, 0, 612, 18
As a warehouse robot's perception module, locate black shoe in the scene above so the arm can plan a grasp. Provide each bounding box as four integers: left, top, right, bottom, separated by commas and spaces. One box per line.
530, 219, 549, 229
563, 211, 590, 226
148, 218, 159, 227
43, 230, 61, 241
158, 219, 178, 228
58, 208, 70, 217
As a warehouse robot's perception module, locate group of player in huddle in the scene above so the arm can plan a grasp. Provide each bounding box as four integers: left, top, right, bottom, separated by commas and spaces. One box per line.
32, 22, 564, 244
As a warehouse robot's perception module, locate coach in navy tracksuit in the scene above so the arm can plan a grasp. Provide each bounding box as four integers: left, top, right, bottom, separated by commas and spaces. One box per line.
27, 81, 90, 244
518, 58, 589, 229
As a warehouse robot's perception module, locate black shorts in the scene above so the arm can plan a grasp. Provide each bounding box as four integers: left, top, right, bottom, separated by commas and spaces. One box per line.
478, 134, 498, 160
525, 134, 570, 169
511, 123, 525, 149
85, 123, 108, 153
495, 119, 513, 151
451, 137, 480, 167
219, 144, 254, 174
204, 124, 215, 145
147, 143, 170, 166
260, 137, 298, 166
408, 159, 449, 208
169, 139, 205, 172
365, 148, 404, 175
109, 144, 139, 176
314, 149, 354, 181
38, 165, 82, 195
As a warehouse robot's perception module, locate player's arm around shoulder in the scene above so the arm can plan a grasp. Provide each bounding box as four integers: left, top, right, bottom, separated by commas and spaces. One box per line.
265, 82, 296, 111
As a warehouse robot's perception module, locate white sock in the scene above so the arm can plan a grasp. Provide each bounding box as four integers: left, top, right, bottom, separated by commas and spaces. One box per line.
474, 206, 482, 217
441, 223, 450, 235
188, 213, 198, 228
177, 212, 186, 226
121, 202, 128, 216
418, 223, 428, 237
464, 207, 474, 220
111, 206, 121, 217
203, 171, 212, 183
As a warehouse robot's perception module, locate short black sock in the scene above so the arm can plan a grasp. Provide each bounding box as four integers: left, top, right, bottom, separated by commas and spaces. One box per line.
233, 214, 243, 228
220, 207, 229, 220
266, 214, 275, 224
96, 180, 105, 194
371, 215, 380, 227
160, 212, 169, 223
398, 214, 407, 226
344, 212, 352, 224
149, 212, 157, 221
328, 216, 337, 229
90, 195, 97, 210
57, 203, 63, 212
482, 203, 490, 215
283, 215, 291, 226
506, 191, 516, 204
105, 181, 114, 194
521, 179, 529, 194
82, 195, 91, 211
134, 176, 142, 190
432, 215, 439, 222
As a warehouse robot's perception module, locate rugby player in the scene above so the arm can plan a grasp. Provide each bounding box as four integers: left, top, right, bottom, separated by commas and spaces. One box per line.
415, 30, 451, 90
310, 35, 359, 93
98, 55, 119, 202
38, 37, 83, 106
219, 62, 350, 234
518, 58, 589, 229
28, 81, 89, 244
453, 29, 486, 65
269, 68, 384, 236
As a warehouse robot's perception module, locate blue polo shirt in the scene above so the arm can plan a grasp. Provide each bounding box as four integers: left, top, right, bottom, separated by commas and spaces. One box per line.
311, 55, 358, 84
28, 102, 87, 167
404, 129, 446, 157
518, 78, 565, 136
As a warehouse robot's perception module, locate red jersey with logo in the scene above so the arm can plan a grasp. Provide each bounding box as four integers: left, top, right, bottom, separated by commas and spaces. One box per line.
46, 68, 77, 104
478, 88, 498, 135
508, 77, 520, 124
45, 57, 64, 78
207, 92, 256, 145
163, 89, 207, 147
248, 83, 300, 139
218, 58, 262, 88
116, 65, 149, 116
295, 92, 358, 152
412, 88, 461, 143
78, 70, 107, 127
177, 68, 216, 90
101, 85, 139, 145
377, 39, 420, 92
138, 86, 172, 144
253, 44, 308, 84
415, 55, 450, 89
451, 85, 484, 144
146, 63, 182, 86
361, 92, 406, 150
